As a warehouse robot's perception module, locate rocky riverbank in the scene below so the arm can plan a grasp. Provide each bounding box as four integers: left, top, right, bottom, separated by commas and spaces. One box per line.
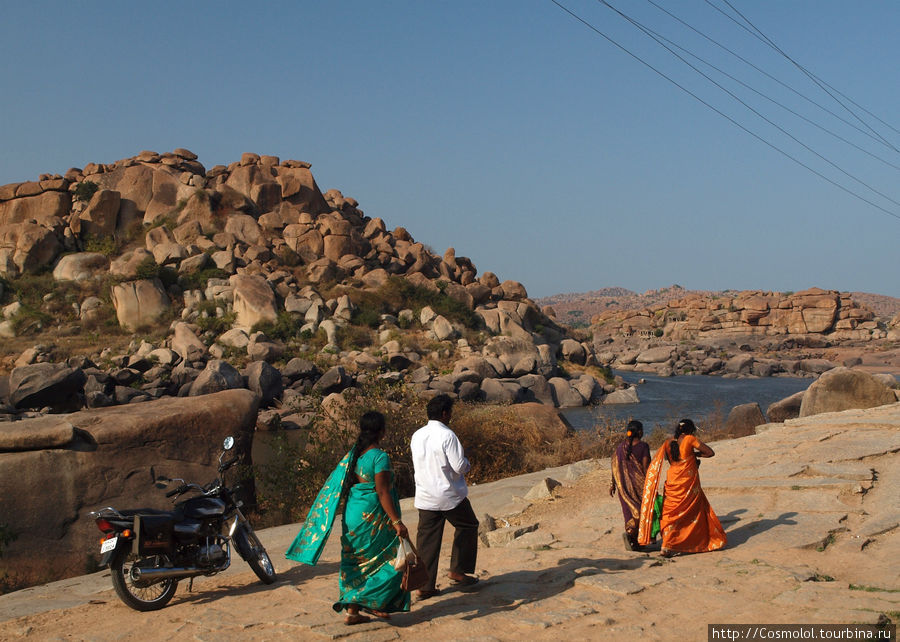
1, 402, 897, 640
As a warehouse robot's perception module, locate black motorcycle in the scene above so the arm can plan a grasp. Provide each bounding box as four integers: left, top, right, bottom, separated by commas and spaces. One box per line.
90, 436, 276, 611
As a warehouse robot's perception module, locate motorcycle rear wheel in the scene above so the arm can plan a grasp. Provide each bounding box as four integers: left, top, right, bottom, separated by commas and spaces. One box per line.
234, 525, 276, 584
109, 547, 178, 611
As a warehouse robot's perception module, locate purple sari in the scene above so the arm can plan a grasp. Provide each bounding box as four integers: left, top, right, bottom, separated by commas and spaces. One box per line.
611, 440, 650, 537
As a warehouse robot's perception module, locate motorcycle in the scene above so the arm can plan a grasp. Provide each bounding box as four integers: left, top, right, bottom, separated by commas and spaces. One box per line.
90, 436, 276, 611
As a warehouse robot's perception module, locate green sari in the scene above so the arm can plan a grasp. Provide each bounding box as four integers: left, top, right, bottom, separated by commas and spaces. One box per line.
286, 447, 410, 614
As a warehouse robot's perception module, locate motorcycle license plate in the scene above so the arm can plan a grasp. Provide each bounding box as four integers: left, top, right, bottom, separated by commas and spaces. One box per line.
100, 536, 118, 554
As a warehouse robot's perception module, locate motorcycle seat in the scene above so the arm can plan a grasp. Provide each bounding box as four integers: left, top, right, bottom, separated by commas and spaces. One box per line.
120, 508, 177, 518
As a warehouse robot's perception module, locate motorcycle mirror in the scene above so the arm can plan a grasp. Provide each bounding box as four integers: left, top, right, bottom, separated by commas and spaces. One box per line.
223, 436, 235, 451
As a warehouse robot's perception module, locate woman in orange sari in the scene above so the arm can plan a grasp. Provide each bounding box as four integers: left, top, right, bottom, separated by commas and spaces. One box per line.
637, 419, 726, 556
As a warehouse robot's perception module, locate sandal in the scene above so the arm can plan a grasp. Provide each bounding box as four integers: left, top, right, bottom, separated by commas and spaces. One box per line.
449, 574, 479, 587
416, 588, 440, 600
362, 607, 391, 619
622, 532, 635, 551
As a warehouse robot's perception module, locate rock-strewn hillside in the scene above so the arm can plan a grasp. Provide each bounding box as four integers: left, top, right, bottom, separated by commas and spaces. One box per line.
587, 288, 890, 342
0, 149, 625, 416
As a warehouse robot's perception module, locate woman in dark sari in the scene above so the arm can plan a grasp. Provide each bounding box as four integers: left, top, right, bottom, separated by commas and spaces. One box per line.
286, 411, 411, 625
609, 420, 651, 551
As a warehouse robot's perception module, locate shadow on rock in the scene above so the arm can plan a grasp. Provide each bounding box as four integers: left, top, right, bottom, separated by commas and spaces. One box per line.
395, 555, 653, 626
170, 561, 339, 607
724, 512, 799, 547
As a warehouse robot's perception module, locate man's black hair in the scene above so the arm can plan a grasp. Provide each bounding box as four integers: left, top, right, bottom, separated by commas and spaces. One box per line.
426, 394, 454, 420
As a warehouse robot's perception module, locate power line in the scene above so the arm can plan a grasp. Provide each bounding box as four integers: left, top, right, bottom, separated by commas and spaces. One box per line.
708, 0, 899, 153
597, 0, 900, 209
548, 0, 900, 222
644, 0, 899, 154
638, 2, 900, 173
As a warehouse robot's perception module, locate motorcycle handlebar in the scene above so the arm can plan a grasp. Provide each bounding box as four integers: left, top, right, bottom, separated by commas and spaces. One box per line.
165, 484, 187, 498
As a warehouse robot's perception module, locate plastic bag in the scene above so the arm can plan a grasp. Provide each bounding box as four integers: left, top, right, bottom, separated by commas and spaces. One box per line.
650, 493, 664, 539
393, 537, 414, 571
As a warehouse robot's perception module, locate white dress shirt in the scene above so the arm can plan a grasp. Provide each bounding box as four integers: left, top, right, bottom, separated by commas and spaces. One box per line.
410, 419, 471, 511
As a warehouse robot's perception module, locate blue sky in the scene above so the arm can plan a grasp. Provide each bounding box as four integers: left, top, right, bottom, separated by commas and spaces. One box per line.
2, 1, 898, 297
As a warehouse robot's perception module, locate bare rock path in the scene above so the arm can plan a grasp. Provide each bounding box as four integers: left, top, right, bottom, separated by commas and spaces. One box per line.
2, 404, 898, 640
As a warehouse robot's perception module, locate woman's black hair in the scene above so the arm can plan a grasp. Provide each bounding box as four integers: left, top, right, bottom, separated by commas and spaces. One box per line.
340, 411, 386, 512
668, 418, 696, 462
624, 419, 643, 457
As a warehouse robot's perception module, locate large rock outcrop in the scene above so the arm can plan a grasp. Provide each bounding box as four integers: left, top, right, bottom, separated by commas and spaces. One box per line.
799, 367, 897, 417
0, 389, 259, 587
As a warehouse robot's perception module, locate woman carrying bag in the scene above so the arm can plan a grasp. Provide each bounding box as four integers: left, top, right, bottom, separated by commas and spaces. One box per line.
287, 411, 412, 625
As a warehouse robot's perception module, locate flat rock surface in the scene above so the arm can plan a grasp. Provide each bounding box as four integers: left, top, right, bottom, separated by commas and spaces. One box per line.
1, 404, 898, 641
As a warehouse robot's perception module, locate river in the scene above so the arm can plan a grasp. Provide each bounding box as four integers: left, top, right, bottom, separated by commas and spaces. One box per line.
562, 371, 813, 436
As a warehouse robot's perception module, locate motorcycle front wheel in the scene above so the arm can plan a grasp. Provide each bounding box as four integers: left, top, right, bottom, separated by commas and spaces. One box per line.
109, 547, 178, 611
234, 525, 277, 584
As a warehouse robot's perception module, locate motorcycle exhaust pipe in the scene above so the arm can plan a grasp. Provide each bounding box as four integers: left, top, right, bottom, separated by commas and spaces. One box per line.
131, 566, 207, 582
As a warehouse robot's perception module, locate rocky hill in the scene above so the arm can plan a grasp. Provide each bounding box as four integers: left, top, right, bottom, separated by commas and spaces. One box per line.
538, 286, 900, 330
0, 149, 624, 418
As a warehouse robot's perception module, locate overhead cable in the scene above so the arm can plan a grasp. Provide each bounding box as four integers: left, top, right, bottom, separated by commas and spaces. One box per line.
644, 0, 899, 153
597, 0, 900, 209
548, 0, 900, 222
707, 0, 899, 152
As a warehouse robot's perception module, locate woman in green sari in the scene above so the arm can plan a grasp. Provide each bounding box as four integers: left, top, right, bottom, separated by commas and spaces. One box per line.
286, 411, 411, 625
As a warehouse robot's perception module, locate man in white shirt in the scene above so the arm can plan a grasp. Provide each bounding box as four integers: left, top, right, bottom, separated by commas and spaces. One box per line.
410, 394, 479, 597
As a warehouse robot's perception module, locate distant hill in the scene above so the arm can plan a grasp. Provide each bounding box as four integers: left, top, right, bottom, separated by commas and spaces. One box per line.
537, 286, 900, 328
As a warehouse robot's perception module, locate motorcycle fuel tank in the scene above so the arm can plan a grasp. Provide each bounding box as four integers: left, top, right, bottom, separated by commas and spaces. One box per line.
182, 497, 226, 519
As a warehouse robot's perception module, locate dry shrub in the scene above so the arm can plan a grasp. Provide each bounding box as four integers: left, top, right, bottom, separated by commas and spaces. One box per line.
253, 383, 607, 527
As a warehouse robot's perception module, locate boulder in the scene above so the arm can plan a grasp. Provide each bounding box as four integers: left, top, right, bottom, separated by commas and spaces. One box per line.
243, 361, 283, 407
172, 322, 207, 361
0, 221, 61, 276
0, 389, 258, 587
52, 252, 109, 281
0, 191, 70, 226
560, 339, 587, 365
313, 366, 350, 395
189, 360, 244, 396
282, 358, 319, 381
110, 279, 171, 330
8, 363, 87, 410
724, 354, 754, 375
75, 189, 120, 238
547, 377, 586, 408
432, 315, 457, 341
517, 374, 556, 406
481, 378, 516, 403
230, 274, 277, 330
636, 346, 674, 364
603, 387, 640, 404
723, 402, 767, 437
799, 367, 896, 417
767, 391, 805, 424
109, 248, 154, 278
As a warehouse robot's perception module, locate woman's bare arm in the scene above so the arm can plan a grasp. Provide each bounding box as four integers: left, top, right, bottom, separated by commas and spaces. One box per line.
694, 439, 715, 458
375, 470, 408, 539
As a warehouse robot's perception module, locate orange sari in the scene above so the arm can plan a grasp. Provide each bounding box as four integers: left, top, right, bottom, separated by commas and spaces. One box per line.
637, 435, 726, 552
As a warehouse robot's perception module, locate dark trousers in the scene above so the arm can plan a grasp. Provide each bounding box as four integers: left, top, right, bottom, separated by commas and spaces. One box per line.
416, 497, 479, 590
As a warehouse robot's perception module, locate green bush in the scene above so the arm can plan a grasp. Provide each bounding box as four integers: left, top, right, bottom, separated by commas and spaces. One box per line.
73, 180, 99, 202
195, 299, 236, 335
82, 235, 119, 256
653, 328, 664, 337
345, 276, 482, 330
178, 267, 228, 291
251, 311, 305, 342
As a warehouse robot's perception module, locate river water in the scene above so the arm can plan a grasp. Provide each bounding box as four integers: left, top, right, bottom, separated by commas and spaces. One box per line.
562, 371, 813, 436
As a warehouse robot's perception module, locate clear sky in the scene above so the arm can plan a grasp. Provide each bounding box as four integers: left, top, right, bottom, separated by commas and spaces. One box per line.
2, 1, 898, 298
